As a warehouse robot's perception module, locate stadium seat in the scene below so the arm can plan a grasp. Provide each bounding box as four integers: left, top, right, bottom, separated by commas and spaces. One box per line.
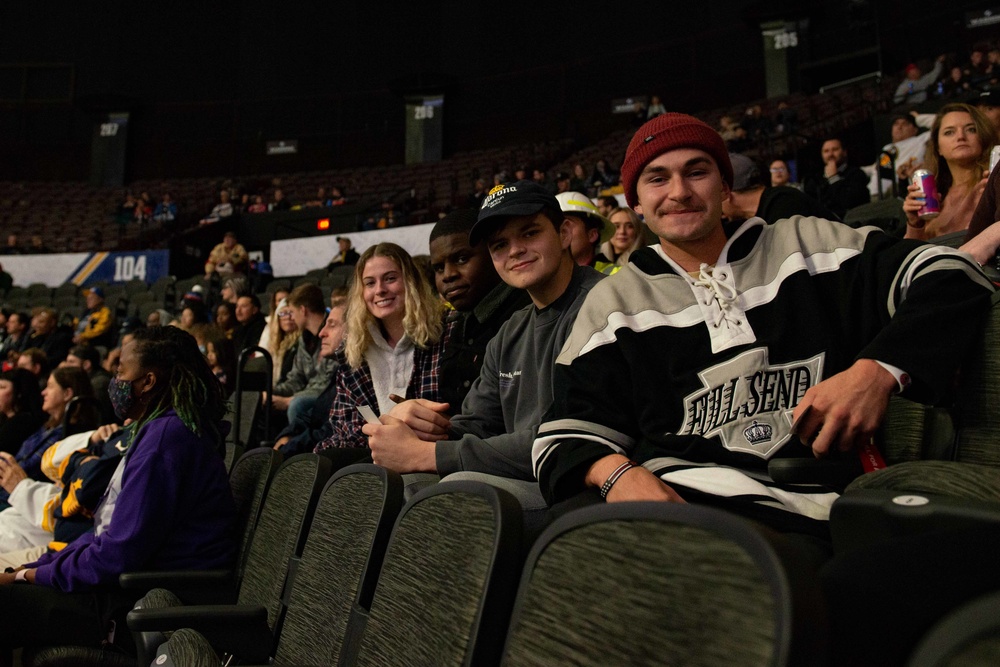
500, 503, 829, 667
126, 453, 333, 666
907, 590, 1000, 667
350, 481, 524, 667
148, 463, 405, 665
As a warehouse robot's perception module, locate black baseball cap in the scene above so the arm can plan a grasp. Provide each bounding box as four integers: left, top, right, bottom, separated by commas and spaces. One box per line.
470, 180, 560, 245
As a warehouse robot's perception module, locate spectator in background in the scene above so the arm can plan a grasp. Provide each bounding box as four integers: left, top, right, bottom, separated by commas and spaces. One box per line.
133, 193, 152, 227
971, 89, 1000, 132
532, 168, 555, 195
467, 178, 488, 209
72, 288, 114, 348
116, 191, 137, 225
894, 56, 945, 105
0, 265, 12, 294
741, 104, 771, 143
940, 66, 971, 99
587, 158, 619, 190
272, 284, 336, 423
267, 297, 301, 387
2, 313, 29, 366
28, 236, 49, 255
513, 165, 528, 181
570, 163, 588, 193
903, 103, 996, 244
596, 195, 618, 219
146, 309, 172, 328
329, 186, 346, 206
256, 288, 289, 353
599, 207, 646, 272
304, 187, 329, 207
24, 308, 72, 367
269, 188, 292, 212
0, 235, 20, 256
718, 115, 747, 152
769, 159, 798, 189
773, 101, 798, 135
0, 366, 93, 508
219, 276, 249, 305
198, 190, 234, 226
214, 302, 236, 340
646, 94, 666, 119
327, 236, 360, 269
556, 191, 614, 272
555, 172, 572, 194
271, 297, 347, 456
178, 302, 209, 333
964, 47, 992, 89
246, 195, 267, 213
64, 344, 114, 424
204, 231, 248, 279
868, 112, 933, 197
232, 295, 266, 358
804, 137, 871, 219
201, 328, 236, 396
17, 349, 48, 388
0, 368, 44, 458
152, 193, 177, 224
723, 153, 837, 225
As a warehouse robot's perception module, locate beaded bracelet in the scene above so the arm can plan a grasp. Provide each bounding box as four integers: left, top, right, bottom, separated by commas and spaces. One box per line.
600, 460, 639, 500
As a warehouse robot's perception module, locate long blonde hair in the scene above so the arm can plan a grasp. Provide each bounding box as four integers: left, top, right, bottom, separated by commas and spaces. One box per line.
599, 207, 646, 266
924, 103, 997, 197
345, 243, 444, 370
269, 299, 302, 382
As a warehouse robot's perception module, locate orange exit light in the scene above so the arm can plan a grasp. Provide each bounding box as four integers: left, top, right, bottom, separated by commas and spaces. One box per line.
317, 218, 330, 230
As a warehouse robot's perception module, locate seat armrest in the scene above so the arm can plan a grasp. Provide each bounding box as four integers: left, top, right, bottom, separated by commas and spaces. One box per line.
830, 489, 1000, 553
127, 605, 271, 662
119, 569, 236, 604
768, 457, 862, 492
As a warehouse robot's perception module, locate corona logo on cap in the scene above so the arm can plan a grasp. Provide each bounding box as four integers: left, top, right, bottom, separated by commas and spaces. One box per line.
488, 184, 506, 195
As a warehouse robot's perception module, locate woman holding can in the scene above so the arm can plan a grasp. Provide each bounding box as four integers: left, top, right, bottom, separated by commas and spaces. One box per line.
903, 103, 996, 243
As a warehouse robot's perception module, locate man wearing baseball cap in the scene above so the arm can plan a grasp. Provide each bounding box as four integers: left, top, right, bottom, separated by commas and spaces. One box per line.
533, 112, 992, 535
73, 286, 114, 348
363, 181, 603, 514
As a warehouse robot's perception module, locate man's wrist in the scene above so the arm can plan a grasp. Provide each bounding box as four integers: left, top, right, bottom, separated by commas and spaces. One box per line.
585, 454, 631, 489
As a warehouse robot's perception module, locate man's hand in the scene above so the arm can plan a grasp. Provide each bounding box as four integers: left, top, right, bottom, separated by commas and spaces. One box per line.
792, 359, 898, 458
271, 395, 291, 411
272, 435, 291, 451
0, 452, 27, 494
385, 399, 451, 442
362, 415, 438, 473
585, 454, 685, 503
823, 157, 839, 179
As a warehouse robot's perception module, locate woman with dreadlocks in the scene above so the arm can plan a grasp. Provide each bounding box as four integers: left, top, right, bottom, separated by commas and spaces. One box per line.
0, 326, 236, 663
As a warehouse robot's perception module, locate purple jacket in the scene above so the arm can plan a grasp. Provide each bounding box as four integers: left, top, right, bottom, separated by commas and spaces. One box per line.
30, 410, 236, 592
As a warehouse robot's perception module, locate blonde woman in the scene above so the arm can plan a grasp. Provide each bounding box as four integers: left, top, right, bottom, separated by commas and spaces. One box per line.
316, 242, 450, 450
599, 207, 646, 272
268, 298, 302, 385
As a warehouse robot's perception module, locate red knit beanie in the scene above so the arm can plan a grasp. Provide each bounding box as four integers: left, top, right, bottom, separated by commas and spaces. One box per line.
620, 113, 733, 208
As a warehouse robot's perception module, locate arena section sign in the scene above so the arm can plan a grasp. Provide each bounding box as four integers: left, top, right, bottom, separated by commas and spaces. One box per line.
270, 223, 434, 278
0, 250, 170, 288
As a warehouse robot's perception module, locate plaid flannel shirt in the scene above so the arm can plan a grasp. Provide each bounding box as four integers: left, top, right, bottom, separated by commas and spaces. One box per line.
316, 318, 454, 451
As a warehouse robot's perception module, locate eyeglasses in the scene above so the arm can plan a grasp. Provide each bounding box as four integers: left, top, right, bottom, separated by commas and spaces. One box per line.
770, 167, 788, 173
277, 310, 293, 319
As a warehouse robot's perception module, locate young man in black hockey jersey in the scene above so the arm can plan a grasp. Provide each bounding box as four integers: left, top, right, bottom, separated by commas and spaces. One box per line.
533, 112, 994, 535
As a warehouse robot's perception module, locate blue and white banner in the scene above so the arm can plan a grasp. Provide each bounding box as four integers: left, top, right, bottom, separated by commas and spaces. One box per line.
0, 250, 170, 288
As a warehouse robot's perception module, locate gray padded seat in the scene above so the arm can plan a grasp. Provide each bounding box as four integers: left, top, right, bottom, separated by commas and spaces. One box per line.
908, 590, 1000, 667
128, 454, 332, 666
151, 464, 405, 666
353, 481, 524, 667
501, 503, 828, 667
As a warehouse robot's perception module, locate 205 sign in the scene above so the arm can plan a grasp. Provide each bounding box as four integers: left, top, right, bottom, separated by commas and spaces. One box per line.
773, 31, 798, 49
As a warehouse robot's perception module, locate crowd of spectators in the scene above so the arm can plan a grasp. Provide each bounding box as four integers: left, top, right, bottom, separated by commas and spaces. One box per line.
2, 37, 1000, 665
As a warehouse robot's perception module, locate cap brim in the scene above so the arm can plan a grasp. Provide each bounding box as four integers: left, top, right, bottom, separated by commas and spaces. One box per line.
470, 201, 547, 245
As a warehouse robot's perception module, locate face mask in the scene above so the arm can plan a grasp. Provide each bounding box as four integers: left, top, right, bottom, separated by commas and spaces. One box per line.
108, 377, 137, 421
